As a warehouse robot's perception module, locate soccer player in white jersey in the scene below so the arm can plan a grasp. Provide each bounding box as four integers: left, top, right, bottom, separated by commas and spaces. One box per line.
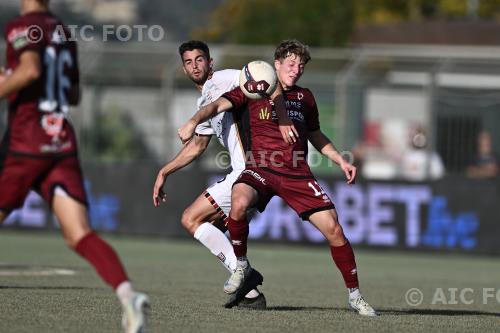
152, 40, 296, 308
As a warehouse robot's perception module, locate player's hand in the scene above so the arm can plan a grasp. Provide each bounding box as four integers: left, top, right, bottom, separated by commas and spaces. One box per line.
278, 118, 299, 145
276, 109, 299, 144
272, 85, 298, 145
153, 170, 168, 206
178, 119, 197, 144
340, 161, 357, 184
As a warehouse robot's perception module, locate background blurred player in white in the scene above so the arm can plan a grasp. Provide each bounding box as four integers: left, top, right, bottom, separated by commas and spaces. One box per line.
153, 40, 296, 308
0, 1, 148, 332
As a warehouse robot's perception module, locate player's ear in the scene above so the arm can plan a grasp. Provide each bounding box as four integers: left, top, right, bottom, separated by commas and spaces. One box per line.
274, 59, 281, 72
209, 57, 214, 70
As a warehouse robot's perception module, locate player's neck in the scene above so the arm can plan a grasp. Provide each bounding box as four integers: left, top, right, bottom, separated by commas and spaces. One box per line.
21, 3, 48, 15
280, 83, 295, 91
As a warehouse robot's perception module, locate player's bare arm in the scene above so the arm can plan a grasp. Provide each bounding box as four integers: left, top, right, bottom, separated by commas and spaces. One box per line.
272, 85, 299, 144
309, 129, 357, 184
178, 96, 232, 144
153, 134, 211, 206
0, 51, 41, 99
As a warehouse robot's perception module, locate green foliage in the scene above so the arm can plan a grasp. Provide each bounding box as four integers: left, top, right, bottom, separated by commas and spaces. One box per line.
193, 0, 355, 47
354, 0, 500, 24
195, 0, 500, 47
81, 107, 151, 163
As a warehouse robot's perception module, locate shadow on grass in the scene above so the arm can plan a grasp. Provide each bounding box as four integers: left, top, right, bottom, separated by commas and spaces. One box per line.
267, 306, 500, 317
378, 308, 500, 317
266, 306, 346, 312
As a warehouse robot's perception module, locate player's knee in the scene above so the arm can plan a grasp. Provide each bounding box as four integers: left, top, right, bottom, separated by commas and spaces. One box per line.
325, 221, 345, 242
63, 233, 81, 249
180, 208, 201, 235
229, 196, 249, 220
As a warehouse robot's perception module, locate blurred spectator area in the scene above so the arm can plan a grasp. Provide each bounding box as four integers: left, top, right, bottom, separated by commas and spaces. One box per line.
1, 41, 499, 180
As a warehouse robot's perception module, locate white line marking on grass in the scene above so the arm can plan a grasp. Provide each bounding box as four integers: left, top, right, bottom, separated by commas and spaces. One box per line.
0, 268, 76, 276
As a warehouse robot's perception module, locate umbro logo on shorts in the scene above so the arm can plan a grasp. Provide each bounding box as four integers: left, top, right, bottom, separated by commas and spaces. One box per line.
231, 240, 243, 246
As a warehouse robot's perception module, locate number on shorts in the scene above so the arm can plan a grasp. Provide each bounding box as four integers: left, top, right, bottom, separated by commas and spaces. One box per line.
308, 181, 325, 197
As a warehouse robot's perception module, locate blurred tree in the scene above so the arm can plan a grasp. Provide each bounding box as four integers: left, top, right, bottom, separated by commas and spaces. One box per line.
81, 107, 152, 163
194, 0, 500, 47
193, 0, 354, 47
354, 0, 500, 25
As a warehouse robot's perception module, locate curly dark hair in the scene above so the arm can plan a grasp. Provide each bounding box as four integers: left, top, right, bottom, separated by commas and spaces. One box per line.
178, 40, 210, 60
274, 39, 311, 64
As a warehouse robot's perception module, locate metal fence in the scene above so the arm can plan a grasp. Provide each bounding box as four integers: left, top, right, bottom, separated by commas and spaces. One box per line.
1, 41, 500, 180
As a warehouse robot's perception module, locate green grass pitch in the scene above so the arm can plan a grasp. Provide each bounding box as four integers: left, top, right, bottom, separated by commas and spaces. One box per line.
0, 231, 499, 332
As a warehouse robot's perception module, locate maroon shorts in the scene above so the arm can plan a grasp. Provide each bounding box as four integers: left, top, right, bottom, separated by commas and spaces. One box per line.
233, 167, 335, 220
0, 153, 88, 212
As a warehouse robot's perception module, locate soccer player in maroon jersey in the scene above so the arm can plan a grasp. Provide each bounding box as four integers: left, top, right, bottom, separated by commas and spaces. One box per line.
178, 39, 377, 316
0, 1, 149, 331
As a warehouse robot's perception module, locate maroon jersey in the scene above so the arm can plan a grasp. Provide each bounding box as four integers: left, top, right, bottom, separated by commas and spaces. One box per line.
3, 12, 79, 156
223, 86, 320, 177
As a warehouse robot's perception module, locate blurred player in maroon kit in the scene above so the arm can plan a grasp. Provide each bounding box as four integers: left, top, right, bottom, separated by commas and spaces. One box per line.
179, 39, 377, 316
0, 1, 148, 331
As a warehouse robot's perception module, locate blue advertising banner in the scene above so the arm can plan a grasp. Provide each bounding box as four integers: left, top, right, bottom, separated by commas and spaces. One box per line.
3, 164, 499, 254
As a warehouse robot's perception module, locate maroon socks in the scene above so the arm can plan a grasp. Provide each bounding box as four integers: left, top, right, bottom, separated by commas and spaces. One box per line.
226, 216, 249, 258
75, 232, 128, 289
330, 241, 359, 289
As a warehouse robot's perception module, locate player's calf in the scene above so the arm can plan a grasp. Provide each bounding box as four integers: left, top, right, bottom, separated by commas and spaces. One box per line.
180, 208, 205, 235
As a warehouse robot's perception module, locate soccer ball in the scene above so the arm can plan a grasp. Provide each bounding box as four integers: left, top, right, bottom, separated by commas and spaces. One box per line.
239, 60, 278, 99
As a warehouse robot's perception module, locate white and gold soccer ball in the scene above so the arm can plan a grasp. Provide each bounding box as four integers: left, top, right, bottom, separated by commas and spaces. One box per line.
239, 60, 278, 99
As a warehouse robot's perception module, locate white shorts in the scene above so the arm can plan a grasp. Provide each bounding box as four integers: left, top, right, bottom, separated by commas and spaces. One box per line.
204, 170, 241, 221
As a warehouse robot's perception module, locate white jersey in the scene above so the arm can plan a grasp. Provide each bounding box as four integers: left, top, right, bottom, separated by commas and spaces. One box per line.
195, 69, 245, 173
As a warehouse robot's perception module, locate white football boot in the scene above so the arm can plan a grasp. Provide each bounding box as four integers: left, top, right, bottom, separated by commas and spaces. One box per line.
348, 295, 377, 316
122, 292, 150, 333
224, 264, 252, 294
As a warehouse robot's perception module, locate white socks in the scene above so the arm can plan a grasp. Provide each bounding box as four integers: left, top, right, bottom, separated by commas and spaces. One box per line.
194, 222, 237, 271
349, 287, 361, 300
236, 257, 249, 268
193, 222, 260, 298
116, 281, 134, 306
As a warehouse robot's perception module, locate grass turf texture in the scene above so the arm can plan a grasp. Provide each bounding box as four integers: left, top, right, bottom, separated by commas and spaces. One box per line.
0, 231, 499, 332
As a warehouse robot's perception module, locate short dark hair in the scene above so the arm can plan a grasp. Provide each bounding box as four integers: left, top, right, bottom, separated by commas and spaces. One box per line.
178, 40, 210, 60
274, 39, 311, 64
